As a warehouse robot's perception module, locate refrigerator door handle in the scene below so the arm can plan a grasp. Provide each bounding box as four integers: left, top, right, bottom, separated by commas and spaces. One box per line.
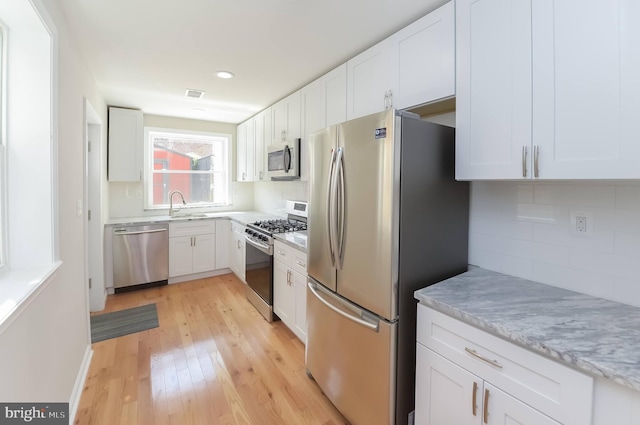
308, 281, 379, 332
336, 147, 346, 270
326, 149, 337, 266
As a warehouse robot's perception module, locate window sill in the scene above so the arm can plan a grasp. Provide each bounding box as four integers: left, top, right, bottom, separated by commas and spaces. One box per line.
0, 261, 63, 335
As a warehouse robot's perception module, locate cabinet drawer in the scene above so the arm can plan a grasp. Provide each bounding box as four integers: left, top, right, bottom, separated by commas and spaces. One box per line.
274, 240, 291, 263
291, 248, 307, 276
169, 220, 216, 237
417, 305, 593, 425
231, 221, 245, 235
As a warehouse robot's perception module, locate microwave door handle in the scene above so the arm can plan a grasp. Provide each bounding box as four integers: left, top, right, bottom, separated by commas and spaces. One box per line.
284, 145, 291, 173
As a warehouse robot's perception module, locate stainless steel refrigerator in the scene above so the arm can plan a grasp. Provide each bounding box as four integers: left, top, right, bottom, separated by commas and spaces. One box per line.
305, 109, 469, 425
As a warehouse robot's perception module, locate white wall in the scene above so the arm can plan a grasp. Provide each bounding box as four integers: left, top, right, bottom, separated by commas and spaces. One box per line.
253, 181, 308, 216
469, 181, 640, 307
108, 114, 254, 218
0, 0, 106, 413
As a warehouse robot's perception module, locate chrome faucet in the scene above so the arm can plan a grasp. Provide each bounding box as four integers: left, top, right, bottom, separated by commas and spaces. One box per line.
168, 190, 187, 216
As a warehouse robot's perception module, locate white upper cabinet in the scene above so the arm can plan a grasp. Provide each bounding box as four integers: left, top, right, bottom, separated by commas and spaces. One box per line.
237, 118, 255, 182
254, 107, 272, 182
457, 0, 640, 180
324, 64, 348, 127
347, 2, 456, 120
455, 0, 532, 180
272, 91, 301, 144
244, 118, 255, 182
346, 41, 393, 120
108, 107, 143, 182
532, 0, 640, 179
301, 63, 347, 181
236, 120, 247, 182
390, 1, 455, 110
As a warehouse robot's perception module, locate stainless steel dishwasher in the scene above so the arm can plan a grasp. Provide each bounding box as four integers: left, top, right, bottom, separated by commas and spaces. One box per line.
112, 223, 169, 292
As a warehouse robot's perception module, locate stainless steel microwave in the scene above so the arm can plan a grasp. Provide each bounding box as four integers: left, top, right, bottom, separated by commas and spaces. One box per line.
267, 139, 300, 180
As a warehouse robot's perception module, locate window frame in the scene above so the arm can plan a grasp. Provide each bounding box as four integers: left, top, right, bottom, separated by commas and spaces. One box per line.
0, 24, 7, 270
143, 126, 232, 210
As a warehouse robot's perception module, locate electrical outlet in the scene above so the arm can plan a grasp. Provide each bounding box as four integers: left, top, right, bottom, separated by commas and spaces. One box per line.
570, 210, 593, 237
576, 216, 587, 233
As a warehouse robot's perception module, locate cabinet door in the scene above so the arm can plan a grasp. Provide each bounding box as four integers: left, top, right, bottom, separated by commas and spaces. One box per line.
230, 231, 246, 281
300, 63, 347, 183
532, 0, 640, 178
236, 121, 248, 181
244, 118, 256, 182
273, 260, 292, 323
272, 91, 301, 143
455, 0, 532, 180
192, 233, 216, 274
415, 344, 478, 425
215, 220, 230, 269
169, 236, 193, 277
108, 107, 143, 182
238, 234, 246, 282
391, 1, 455, 110
292, 269, 307, 342
485, 382, 561, 425
254, 108, 271, 181
346, 41, 393, 120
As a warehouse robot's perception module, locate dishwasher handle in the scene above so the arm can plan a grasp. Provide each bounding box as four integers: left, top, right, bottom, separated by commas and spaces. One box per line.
114, 228, 167, 236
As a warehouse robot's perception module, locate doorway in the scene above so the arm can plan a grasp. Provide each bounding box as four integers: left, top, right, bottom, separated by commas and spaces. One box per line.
84, 99, 105, 312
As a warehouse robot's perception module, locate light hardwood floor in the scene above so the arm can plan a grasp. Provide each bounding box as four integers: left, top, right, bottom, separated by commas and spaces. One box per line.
75, 273, 348, 425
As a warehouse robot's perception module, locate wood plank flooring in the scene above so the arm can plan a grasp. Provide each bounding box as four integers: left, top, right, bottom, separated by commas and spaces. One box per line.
75, 273, 348, 425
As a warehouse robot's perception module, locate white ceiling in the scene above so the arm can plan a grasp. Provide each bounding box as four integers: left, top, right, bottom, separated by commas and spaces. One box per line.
57, 0, 448, 124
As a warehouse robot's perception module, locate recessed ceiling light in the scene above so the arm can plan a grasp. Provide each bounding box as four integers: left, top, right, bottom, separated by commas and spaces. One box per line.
216, 71, 235, 79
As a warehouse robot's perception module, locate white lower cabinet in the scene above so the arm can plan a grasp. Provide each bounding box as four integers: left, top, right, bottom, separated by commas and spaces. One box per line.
229, 222, 246, 282
415, 305, 593, 425
169, 220, 216, 277
273, 240, 307, 342
416, 345, 560, 425
214, 219, 230, 269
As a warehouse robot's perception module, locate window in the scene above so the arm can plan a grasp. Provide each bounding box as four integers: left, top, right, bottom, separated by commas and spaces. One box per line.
145, 128, 231, 208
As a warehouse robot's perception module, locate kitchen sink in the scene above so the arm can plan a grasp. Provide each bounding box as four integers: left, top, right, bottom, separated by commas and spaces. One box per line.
169, 213, 209, 220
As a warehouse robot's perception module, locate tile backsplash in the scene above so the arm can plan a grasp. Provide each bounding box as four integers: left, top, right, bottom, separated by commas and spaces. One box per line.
470, 181, 640, 307
253, 181, 308, 216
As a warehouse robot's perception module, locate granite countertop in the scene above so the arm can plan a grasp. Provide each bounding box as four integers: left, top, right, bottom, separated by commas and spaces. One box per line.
415, 268, 640, 392
106, 210, 281, 227
274, 231, 307, 253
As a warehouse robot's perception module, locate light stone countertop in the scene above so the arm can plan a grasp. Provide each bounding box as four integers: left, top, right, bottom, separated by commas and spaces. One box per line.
106, 210, 281, 227
414, 267, 640, 391
274, 231, 307, 253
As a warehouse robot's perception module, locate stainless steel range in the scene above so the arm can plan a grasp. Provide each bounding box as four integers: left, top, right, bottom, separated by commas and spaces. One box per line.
244, 200, 308, 321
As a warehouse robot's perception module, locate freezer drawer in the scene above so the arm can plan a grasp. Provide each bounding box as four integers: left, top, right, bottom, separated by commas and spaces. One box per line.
305, 279, 396, 425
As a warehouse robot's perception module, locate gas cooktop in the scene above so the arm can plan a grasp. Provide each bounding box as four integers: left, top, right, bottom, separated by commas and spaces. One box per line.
250, 219, 307, 235
245, 201, 308, 247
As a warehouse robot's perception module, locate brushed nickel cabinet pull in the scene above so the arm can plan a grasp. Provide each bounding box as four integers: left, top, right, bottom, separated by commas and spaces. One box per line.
534, 145, 539, 177
522, 146, 527, 177
472, 381, 478, 416
465, 347, 503, 369
483, 388, 490, 424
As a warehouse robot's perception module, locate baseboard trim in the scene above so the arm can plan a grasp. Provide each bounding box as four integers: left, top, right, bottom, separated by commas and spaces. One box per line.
168, 268, 231, 284
69, 344, 93, 424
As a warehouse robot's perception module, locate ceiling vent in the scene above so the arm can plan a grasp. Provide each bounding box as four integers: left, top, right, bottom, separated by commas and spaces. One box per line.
185, 89, 205, 99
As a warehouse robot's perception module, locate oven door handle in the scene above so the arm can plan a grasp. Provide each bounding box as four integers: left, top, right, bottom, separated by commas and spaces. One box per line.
244, 234, 273, 255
